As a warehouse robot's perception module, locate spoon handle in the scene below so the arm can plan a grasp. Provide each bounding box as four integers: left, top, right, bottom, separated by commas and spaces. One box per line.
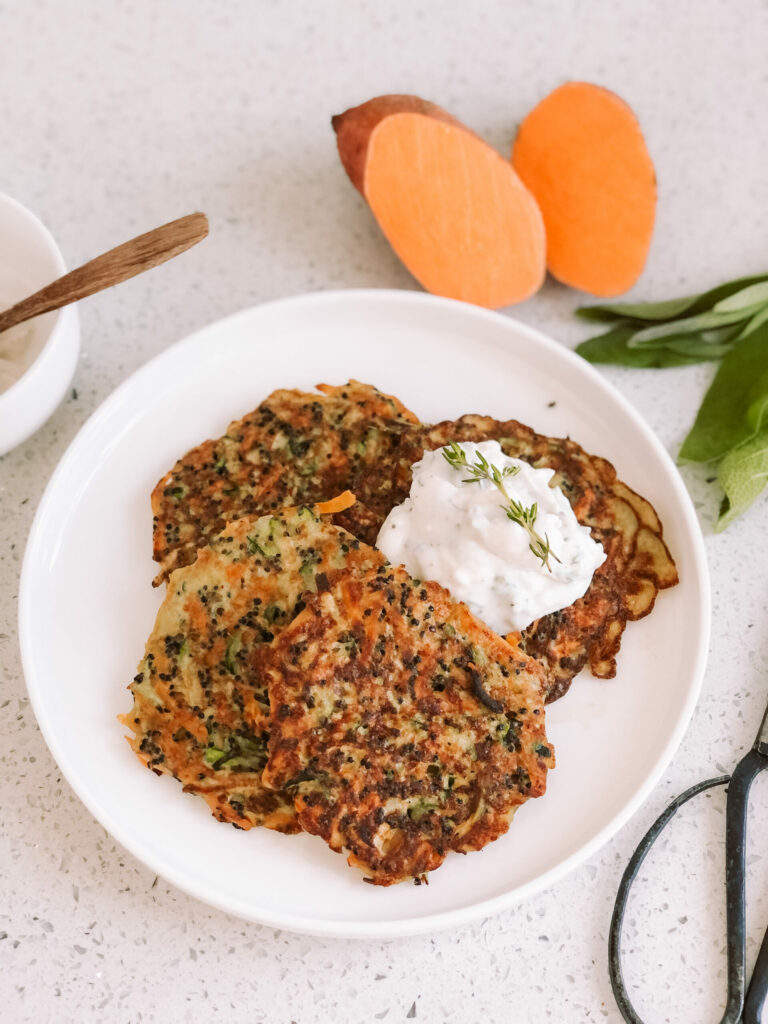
0, 212, 209, 334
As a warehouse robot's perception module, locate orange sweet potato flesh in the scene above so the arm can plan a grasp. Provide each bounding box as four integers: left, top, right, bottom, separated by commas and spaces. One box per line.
332, 95, 546, 308
512, 82, 656, 297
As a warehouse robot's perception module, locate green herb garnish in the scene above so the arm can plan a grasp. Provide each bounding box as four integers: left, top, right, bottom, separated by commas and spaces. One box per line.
576, 275, 768, 528
203, 735, 267, 772
246, 532, 279, 558
407, 797, 438, 823
246, 535, 266, 557
299, 551, 321, 589
223, 634, 242, 674
442, 441, 561, 571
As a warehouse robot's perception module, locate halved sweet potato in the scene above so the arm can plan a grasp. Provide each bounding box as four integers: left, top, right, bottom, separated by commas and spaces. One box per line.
511, 82, 656, 297
333, 94, 546, 309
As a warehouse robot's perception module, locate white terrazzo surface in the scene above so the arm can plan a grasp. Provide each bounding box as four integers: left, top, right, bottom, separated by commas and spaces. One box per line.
2, 2, 768, 1021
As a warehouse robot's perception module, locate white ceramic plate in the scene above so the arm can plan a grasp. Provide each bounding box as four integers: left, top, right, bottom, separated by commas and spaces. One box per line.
19, 290, 709, 938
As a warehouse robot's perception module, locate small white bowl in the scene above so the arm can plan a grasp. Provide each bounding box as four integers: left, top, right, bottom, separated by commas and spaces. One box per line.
0, 194, 80, 457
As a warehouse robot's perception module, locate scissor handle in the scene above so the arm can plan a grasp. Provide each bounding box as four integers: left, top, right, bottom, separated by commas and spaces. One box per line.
745, 912, 768, 1024
731, 749, 768, 1024
609, 775, 729, 1024
609, 751, 768, 1024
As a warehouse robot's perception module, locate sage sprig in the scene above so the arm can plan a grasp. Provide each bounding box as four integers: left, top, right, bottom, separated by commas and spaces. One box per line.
442, 442, 561, 570
576, 274, 768, 369
575, 273, 768, 325
576, 274, 768, 529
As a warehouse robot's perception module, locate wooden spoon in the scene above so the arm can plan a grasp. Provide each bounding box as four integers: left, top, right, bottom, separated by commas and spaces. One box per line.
0, 212, 209, 334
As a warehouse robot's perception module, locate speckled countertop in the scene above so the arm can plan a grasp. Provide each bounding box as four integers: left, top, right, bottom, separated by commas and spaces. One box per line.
2, 2, 768, 1022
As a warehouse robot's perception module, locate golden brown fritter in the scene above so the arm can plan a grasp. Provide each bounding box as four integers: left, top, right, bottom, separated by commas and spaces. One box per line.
151, 381, 678, 703
151, 381, 421, 584
260, 565, 554, 885
420, 416, 678, 700
120, 507, 385, 832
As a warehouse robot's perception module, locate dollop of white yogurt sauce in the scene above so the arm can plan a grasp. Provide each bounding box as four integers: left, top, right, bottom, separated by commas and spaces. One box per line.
376, 440, 606, 634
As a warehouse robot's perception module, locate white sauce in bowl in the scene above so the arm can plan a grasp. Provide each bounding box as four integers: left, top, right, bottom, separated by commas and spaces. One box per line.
0, 322, 34, 393
0, 282, 36, 394
376, 441, 606, 633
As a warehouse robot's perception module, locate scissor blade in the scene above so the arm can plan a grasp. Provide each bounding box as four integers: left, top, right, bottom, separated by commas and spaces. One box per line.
756, 695, 768, 755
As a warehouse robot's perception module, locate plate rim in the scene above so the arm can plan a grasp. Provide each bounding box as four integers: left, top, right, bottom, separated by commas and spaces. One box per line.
18, 287, 710, 938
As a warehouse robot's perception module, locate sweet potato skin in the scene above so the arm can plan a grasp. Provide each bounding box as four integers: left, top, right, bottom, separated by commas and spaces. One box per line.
332, 94, 465, 194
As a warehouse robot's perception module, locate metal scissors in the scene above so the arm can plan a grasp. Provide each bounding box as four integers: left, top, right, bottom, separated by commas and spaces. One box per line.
609, 697, 768, 1024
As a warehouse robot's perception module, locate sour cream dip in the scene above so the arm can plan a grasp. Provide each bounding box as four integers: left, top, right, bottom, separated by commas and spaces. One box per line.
377, 440, 606, 633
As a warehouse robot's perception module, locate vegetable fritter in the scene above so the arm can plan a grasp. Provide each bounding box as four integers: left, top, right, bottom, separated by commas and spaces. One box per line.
260, 565, 554, 885
120, 506, 385, 832
151, 381, 678, 702
151, 381, 421, 584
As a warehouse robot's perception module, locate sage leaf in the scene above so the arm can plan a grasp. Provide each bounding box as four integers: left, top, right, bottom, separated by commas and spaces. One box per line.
629, 307, 763, 346
713, 280, 768, 313
633, 323, 742, 351
576, 273, 768, 324
638, 350, 716, 368
678, 323, 768, 463
700, 322, 752, 344
716, 425, 768, 530
575, 326, 708, 367
732, 303, 768, 342
747, 390, 768, 435
576, 295, 703, 323
576, 272, 768, 527
664, 338, 735, 359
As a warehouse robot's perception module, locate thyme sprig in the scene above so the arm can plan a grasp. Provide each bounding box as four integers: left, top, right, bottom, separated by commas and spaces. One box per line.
442, 441, 561, 572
